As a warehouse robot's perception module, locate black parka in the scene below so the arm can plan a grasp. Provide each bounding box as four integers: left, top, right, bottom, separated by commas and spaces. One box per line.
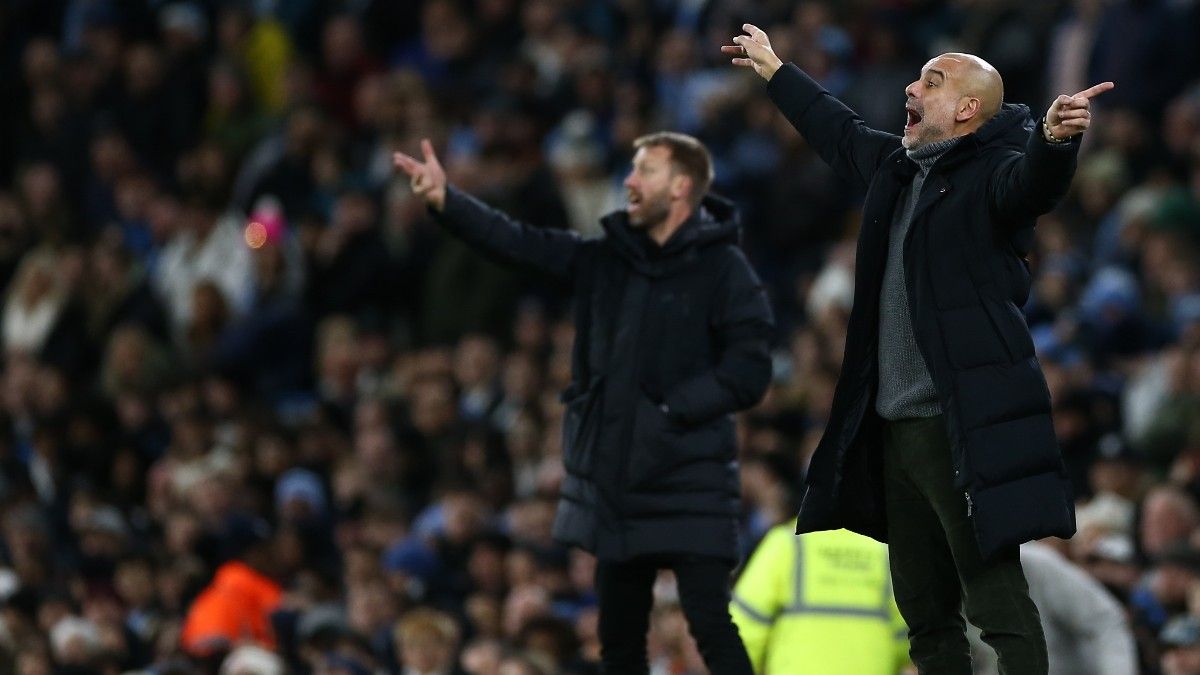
435, 187, 774, 561
767, 64, 1079, 561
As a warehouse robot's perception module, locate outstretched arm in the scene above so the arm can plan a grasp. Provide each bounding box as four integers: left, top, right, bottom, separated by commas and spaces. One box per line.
394, 139, 584, 280
723, 24, 901, 191
989, 82, 1114, 224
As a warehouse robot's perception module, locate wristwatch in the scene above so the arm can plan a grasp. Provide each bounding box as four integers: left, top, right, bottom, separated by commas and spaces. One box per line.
1042, 118, 1070, 144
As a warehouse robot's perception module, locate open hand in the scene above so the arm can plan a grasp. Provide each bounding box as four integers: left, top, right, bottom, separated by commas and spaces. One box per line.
1045, 82, 1115, 140
393, 139, 447, 212
722, 24, 783, 81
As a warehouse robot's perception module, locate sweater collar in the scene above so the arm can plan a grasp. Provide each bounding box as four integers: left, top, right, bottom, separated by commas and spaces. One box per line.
906, 136, 962, 174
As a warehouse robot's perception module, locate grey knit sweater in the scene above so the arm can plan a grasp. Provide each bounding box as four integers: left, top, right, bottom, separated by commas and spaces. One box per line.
875, 136, 962, 420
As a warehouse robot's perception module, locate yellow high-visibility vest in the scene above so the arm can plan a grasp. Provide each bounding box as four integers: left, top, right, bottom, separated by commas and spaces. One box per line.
731, 525, 910, 674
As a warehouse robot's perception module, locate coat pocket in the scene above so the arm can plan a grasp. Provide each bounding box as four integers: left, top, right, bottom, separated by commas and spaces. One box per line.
561, 378, 603, 478
626, 394, 731, 490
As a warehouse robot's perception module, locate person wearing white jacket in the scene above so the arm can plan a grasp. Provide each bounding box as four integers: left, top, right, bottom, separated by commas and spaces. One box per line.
971, 542, 1137, 675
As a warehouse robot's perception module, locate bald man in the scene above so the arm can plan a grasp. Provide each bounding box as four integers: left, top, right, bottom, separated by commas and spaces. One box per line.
726, 26, 1113, 675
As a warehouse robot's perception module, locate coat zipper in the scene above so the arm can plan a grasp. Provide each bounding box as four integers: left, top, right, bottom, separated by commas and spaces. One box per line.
965, 491, 973, 518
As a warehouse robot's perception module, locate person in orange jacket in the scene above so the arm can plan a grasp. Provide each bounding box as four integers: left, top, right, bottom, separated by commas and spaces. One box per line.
181, 516, 283, 656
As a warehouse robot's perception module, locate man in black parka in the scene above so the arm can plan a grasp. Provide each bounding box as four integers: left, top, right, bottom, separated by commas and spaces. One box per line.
726, 24, 1114, 675
394, 132, 773, 674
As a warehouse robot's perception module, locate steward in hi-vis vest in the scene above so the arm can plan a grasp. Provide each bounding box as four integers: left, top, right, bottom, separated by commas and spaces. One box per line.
731, 524, 910, 674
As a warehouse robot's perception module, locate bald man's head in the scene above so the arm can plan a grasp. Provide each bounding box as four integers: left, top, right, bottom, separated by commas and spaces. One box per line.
902, 53, 1005, 150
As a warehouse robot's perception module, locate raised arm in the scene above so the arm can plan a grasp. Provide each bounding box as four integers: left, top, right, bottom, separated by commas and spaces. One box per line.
724, 24, 901, 192
394, 139, 584, 280
989, 82, 1114, 224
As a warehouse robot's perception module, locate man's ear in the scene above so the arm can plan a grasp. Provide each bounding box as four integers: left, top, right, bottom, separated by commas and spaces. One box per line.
956, 96, 981, 122
670, 174, 692, 202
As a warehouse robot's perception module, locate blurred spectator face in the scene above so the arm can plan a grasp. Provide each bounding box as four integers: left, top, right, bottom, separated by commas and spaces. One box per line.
505, 549, 537, 590
164, 511, 201, 556
318, 318, 361, 396
1154, 562, 1200, 609
90, 131, 133, 183
468, 541, 507, 593
15, 650, 51, 675
147, 191, 183, 244
512, 304, 548, 353
29, 87, 65, 136
0, 192, 26, 246
353, 73, 386, 130
332, 191, 377, 234
322, 15, 364, 72
355, 426, 397, 477
656, 30, 695, 76
347, 579, 395, 635
506, 412, 541, 461
254, 433, 293, 480
623, 145, 681, 228
422, 0, 473, 61
444, 492, 485, 543
1142, 489, 1200, 557
115, 557, 155, 608
507, 501, 554, 547
1164, 644, 1200, 675
18, 163, 62, 218
455, 335, 500, 389
22, 38, 59, 86
216, 8, 250, 53
395, 608, 459, 673
502, 354, 540, 403
410, 378, 456, 436
503, 584, 550, 639
461, 638, 503, 675
569, 549, 595, 595
190, 281, 229, 331
209, 62, 248, 116
114, 173, 156, 224
50, 616, 100, 665
126, 44, 164, 95
466, 593, 503, 639
287, 107, 324, 157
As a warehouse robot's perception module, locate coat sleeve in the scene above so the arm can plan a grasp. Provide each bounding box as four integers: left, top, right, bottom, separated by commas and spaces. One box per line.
766, 63, 903, 192
662, 248, 774, 425
730, 527, 791, 674
431, 185, 585, 281
987, 119, 1081, 226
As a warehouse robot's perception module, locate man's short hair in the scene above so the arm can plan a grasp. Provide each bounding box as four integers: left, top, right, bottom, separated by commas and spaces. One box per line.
633, 132, 714, 206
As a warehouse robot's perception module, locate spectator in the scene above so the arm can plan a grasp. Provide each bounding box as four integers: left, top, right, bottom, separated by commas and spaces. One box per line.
0, 3, 1199, 674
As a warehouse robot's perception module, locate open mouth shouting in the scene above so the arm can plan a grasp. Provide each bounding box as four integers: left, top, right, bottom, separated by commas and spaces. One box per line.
905, 103, 923, 132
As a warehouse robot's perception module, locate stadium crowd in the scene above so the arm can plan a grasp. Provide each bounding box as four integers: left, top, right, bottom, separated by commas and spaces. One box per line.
0, 0, 1199, 673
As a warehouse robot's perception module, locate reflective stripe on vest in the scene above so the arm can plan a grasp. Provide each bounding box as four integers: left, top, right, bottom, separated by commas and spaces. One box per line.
784, 533, 891, 620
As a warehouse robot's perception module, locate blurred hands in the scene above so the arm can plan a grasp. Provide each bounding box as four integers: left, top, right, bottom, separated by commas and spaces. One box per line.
722, 24, 783, 81
393, 139, 448, 212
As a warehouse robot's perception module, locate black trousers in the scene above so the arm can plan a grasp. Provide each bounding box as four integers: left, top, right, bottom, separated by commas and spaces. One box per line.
884, 415, 1047, 675
595, 552, 752, 675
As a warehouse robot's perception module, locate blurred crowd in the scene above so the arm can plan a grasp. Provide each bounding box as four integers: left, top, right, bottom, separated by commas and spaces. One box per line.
0, 0, 1199, 673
